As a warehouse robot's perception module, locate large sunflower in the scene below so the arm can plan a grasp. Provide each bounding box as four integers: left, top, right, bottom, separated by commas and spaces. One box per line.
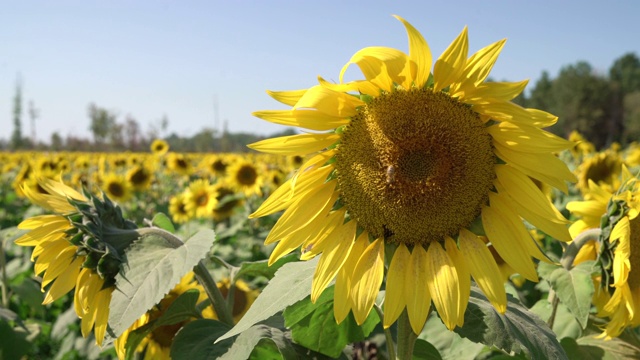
567, 166, 640, 338
249, 16, 575, 333
15, 178, 138, 345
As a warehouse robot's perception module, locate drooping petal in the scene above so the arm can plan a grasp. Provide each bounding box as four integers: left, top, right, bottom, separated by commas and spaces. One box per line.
433, 26, 468, 92
41, 246, 78, 288
350, 238, 385, 325
458, 229, 507, 313
393, 15, 432, 88
611, 216, 631, 287
405, 245, 432, 334
334, 232, 370, 323
383, 244, 410, 328
43, 256, 83, 304
311, 221, 357, 302
93, 288, 112, 346
425, 242, 460, 330
444, 236, 470, 327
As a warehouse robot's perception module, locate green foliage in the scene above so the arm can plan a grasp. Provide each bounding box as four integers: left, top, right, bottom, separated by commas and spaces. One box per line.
284, 286, 379, 358
106, 229, 216, 344
546, 261, 597, 328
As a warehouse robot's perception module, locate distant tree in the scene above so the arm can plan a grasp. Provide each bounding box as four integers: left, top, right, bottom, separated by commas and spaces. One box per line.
123, 115, 142, 151
50, 132, 64, 151
610, 53, 640, 94
610, 53, 640, 145
11, 80, 24, 150
528, 71, 554, 113
88, 103, 117, 148
28, 100, 39, 145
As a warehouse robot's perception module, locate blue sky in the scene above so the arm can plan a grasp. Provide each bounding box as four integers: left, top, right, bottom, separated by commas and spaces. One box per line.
2, 1, 639, 143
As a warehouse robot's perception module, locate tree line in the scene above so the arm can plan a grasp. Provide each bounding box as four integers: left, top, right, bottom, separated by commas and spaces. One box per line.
4, 52, 640, 152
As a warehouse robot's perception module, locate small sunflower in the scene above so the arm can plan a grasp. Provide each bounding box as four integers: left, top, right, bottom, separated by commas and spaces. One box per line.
15, 178, 139, 345
169, 192, 194, 224
126, 165, 154, 191
102, 173, 133, 202
212, 184, 244, 222
184, 179, 218, 219
567, 166, 640, 338
151, 139, 170, 156
166, 153, 193, 177
249, 16, 575, 333
200, 154, 229, 178
227, 160, 263, 197
115, 274, 259, 359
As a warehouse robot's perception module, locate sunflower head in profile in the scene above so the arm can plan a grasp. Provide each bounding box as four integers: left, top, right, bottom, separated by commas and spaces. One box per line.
567, 166, 640, 338
15, 178, 139, 345
249, 15, 575, 334
227, 159, 264, 197
151, 139, 170, 156
115, 274, 259, 359
576, 150, 624, 195
101, 172, 133, 202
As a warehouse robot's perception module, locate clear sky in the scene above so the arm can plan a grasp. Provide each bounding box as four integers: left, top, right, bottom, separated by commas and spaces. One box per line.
2, 1, 639, 143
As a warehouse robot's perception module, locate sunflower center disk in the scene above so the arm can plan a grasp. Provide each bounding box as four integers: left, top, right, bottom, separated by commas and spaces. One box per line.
335, 89, 496, 245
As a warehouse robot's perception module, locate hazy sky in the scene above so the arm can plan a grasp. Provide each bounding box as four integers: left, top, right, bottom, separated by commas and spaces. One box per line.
2, 1, 639, 143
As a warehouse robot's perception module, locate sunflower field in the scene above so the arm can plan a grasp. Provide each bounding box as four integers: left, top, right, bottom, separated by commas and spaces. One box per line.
3, 16, 640, 360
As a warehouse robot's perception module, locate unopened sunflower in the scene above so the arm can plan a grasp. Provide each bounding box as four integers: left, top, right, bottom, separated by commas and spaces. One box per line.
249, 15, 575, 333
15, 178, 139, 345
567, 166, 640, 338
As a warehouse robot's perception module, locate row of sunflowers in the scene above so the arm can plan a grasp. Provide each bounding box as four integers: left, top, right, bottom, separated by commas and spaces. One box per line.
3, 15, 640, 360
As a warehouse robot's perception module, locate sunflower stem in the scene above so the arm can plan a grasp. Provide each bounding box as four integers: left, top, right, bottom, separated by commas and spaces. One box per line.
396, 309, 417, 360
374, 304, 396, 360
0, 236, 9, 308
136, 227, 235, 326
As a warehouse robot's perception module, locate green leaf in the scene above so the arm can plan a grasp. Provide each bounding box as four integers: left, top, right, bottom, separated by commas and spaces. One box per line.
151, 213, 176, 233
412, 339, 442, 360
454, 286, 567, 360
170, 319, 234, 360
0, 320, 31, 360
561, 336, 640, 360
217, 258, 318, 342
529, 299, 582, 340
106, 229, 216, 344
547, 261, 595, 328
283, 286, 379, 358
233, 253, 299, 281
219, 325, 298, 360
537, 261, 561, 279
420, 312, 484, 360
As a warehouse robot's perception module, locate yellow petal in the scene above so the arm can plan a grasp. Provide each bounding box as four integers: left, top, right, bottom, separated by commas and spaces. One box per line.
458, 229, 507, 313
451, 39, 506, 97
266, 89, 308, 106
612, 216, 631, 287
425, 242, 459, 330
93, 288, 112, 346
41, 246, 78, 288
34, 239, 69, 275
252, 109, 349, 131
17, 214, 66, 230
300, 209, 348, 260
318, 76, 380, 97
481, 200, 538, 281
247, 133, 341, 156
294, 85, 363, 117
334, 232, 370, 323
393, 15, 432, 88
433, 26, 468, 92
43, 256, 83, 304
383, 244, 411, 329
311, 221, 357, 302
444, 237, 470, 327
406, 245, 432, 334
463, 80, 528, 104
474, 102, 558, 128
350, 238, 385, 325
489, 121, 574, 154
339, 47, 408, 92
15, 220, 69, 246
74, 268, 92, 317
39, 177, 86, 202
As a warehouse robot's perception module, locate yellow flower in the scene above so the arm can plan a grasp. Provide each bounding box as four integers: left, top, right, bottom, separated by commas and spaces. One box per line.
227, 160, 263, 197
249, 16, 575, 334
115, 274, 259, 359
184, 179, 218, 218
102, 172, 133, 202
169, 192, 194, 224
576, 150, 624, 195
211, 184, 243, 222
151, 139, 170, 156
126, 164, 154, 191
568, 130, 595, 159
15, 178, 135, 345
567, 166, 640, 338
167, 152, 193, 176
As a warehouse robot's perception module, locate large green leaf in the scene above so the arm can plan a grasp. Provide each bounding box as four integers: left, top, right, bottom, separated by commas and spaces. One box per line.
219, 324, 298, 360
454, 286, 567, 360
412, 339, 442, 360
217, 258, 318, 342
151, 213, 176, 233
547, 261, 596, 328
0, 320, 31, 360
530, 299, 582, 340
561, 336, 640, 360
283, 286, 379, 358
106, 229, 216, 344
170, 319, 234, 360
233, 253, 299, 281
420, 312, 484, 360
